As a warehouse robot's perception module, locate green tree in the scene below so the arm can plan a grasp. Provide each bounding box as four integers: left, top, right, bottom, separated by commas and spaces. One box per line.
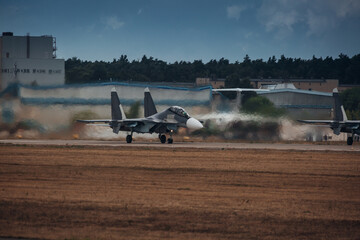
64, 54, 360, 85
126, 101, 141, 118
341, 87, 360, 119
242, 96, 285, 117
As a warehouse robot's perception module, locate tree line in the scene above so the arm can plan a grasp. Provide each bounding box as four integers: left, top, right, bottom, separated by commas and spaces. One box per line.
65, 54, 360, 85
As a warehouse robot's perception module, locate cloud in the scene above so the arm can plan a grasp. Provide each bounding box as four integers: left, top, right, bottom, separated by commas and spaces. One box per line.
257, 0, 303, 37
137, 8, 143, 15
104, 16, 124, 30
245, 32, 253, 39
306, 10, 334, 36
257, 0, 360, 38
227, 5, 246, 20
328, 0, 360, 18
305, 0, 360, 35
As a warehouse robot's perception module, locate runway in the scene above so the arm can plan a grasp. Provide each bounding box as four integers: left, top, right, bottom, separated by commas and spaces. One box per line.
1, 139, 359, 152
1, 140, 359, 239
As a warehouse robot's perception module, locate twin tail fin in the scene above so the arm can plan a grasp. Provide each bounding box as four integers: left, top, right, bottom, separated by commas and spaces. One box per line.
144, 87, 157, 117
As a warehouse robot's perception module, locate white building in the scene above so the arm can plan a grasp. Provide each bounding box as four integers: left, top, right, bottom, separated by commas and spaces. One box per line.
0, 32, 65, 90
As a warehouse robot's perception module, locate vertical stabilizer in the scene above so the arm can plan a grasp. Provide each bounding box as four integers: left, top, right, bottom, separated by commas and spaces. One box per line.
333, 88, 346, 121
144, 87, 157, 117
341, 106, 348, 122
111, 87, 125, 120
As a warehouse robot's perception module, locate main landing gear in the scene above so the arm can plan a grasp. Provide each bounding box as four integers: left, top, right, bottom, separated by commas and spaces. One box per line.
159, 134, 166, 144
126, 131, 174, 144
347, 131, 357, 146
158, 134, 173, 144
126, 130, 134, 143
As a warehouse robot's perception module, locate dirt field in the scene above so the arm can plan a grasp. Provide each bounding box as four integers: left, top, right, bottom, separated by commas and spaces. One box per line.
0, 144, 359, 240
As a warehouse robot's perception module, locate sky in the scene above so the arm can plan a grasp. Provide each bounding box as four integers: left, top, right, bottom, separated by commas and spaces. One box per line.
1, 0, 360, 63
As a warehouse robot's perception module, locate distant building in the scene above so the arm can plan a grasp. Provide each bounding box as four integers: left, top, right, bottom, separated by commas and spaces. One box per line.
251, 79, 339, 93
199, 77, 360, 92
0, 32, 65, 90
196, 77, 225, 88
259, 82, 297, 90
258, 88, 334, 120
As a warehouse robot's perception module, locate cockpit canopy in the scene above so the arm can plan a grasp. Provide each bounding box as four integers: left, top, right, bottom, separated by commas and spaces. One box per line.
169, 106, 190, 119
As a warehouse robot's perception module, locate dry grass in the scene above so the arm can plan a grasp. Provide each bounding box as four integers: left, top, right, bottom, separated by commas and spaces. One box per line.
0, 145, 359, 239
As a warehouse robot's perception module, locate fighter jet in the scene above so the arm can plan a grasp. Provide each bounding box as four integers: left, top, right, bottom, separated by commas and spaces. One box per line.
77, 87, 203, 143
298, 89, 360, 145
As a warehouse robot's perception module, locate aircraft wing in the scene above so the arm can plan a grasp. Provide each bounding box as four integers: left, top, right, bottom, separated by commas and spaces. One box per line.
298, 120, 360, 126
77, 119, 112, 123
297, 120, 334, 125
344, 120, 360, 124
86, 123, 111, 127
77, 118, 178, 125
343, 121, 360, 129
77, 119, 143, 128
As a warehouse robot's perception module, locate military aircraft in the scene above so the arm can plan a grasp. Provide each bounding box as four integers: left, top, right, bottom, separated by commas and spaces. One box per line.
298, 89, 360, 145
77, 87, 203, 143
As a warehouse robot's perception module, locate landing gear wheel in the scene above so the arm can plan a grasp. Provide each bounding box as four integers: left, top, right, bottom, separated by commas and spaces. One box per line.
160, 135, 166, 144
168, 138, 173, 144
126, 135, 132, 143
347, 136, 353, 145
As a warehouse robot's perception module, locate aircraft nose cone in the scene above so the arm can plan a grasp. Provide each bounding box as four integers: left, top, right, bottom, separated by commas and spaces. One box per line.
186, 117, 203, 130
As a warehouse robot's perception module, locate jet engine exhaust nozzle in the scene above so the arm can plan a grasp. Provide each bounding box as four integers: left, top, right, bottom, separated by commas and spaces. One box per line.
186, 118, 203, 130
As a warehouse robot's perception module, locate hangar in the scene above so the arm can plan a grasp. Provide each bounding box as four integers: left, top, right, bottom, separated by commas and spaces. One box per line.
258, 88, 333, 120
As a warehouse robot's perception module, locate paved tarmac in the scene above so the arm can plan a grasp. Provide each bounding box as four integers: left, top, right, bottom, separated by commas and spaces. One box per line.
1, 139, 359, 152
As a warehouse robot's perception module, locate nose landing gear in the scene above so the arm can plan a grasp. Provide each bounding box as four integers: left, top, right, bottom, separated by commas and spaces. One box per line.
168, 130, 174, 144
